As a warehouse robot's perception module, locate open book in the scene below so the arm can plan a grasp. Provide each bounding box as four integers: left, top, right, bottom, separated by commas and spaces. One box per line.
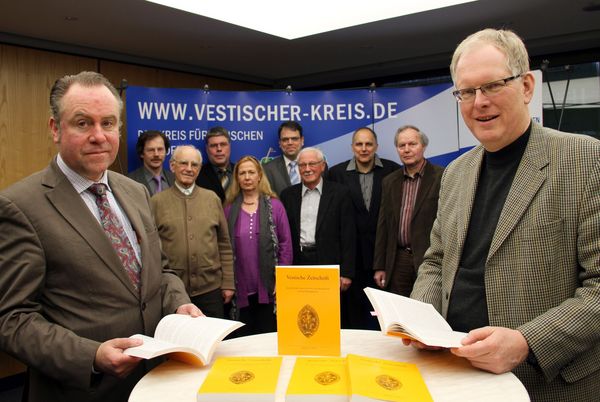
124, 314, 243, 366
364, 287, 466, 348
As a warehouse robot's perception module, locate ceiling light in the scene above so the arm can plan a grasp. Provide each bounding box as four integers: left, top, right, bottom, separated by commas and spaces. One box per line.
145, 0, 477, 40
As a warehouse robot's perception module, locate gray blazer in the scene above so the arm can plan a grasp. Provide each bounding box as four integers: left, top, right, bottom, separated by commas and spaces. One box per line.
411, 122, 600, 400
127, 165, 175, 195
263, 156, 291, 196
0, 159, 190, 402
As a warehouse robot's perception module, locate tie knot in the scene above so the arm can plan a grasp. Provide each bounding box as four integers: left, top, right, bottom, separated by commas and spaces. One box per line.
289, 161, 297, 168
88, 183, 108, 197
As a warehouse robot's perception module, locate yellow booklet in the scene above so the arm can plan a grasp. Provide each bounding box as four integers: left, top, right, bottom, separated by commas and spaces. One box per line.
276, 265, 340, 356
197, 356, 282, 402
347, 354, 432, 402
285, 357, 349, 402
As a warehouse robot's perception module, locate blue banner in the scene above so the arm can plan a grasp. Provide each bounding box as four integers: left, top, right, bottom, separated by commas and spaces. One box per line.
125, 83, 459, 172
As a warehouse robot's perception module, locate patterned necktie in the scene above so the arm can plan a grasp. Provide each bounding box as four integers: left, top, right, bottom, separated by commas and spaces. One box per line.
88, 183, 141, 292
288, 160, 299, 185
153, 175, 162, 194
220, 168, 230, 189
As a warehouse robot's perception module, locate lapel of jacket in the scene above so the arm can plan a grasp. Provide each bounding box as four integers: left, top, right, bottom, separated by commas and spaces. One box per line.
390, 171, 404, 226
277, 157, 292, 187
291, 184, 303, 239
109, 172, 147, 298
346, 166, 368, 214
456, 148, 485, 252
315, 179, 332, 233
487, 125, 548, 262
411, 162, 435, 219
43, 162, 139, 298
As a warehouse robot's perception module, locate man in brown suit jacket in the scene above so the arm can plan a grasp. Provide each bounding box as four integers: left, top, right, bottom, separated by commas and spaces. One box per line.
411, 29, 600, 401
373, 126, 443, 296
0, 72, 200, 402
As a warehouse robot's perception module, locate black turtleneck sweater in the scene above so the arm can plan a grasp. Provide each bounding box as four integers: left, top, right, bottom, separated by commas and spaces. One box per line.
447, 124, 531, 332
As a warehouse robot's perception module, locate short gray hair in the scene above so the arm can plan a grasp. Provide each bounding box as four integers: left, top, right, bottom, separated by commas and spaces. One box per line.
171, 145, 202, 165
450, 28, 530, 84
49, 71, 122, 124
394, 125, 429, 147
298, 147, 325, 162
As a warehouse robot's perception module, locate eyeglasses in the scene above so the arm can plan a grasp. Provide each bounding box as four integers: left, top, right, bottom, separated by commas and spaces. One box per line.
173, 159, 200, 169
298, 161, 323, 169
280, 136, 302, 143
452, 74, 523, 103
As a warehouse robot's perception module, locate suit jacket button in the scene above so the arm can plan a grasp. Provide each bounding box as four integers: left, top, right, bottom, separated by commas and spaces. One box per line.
141, 302, 147, 311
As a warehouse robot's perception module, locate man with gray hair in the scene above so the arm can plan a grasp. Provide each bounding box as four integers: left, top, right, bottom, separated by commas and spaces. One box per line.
0, 71, 199, 401
373, 125, 443, 297
152, 145, 235, 319
410, 29, 600, 400
280, 147, 356, 292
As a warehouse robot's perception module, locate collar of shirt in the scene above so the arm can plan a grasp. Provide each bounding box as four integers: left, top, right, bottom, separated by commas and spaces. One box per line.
283, 154, 298, 167
346, 154, 383, 172
56, 154, 110, 194
211, 163, 231, 175
142, 166, 166, 183
403, 159, 427, 179
175, 182, 195, 195
302, 178, 323, 197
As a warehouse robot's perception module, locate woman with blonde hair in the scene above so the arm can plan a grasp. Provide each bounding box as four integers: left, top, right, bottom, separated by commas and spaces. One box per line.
224, 155, 292, 336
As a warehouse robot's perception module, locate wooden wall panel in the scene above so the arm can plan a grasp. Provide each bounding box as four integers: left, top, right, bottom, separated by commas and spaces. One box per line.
0, 44, 97, 189
99, 61, 268, 174
0, 46, 267, 379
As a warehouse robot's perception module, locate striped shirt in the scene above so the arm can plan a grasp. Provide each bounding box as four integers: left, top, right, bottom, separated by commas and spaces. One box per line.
56, 154, 142, 263
397, 160, 427, 247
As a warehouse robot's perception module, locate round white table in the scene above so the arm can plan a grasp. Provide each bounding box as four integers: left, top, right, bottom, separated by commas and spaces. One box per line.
130, 330, 529, 401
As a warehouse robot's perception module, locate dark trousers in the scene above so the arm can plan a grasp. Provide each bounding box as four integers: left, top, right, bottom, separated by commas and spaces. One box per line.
389, 247, 416, 296
235, 294, 277, 337
191, 288, 224, 318
341, 267, 380, 330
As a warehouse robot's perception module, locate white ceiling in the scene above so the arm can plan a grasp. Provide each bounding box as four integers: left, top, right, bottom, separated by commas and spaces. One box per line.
1, 0, 599, 88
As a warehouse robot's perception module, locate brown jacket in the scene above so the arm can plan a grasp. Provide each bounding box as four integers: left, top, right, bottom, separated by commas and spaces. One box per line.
373, 161, 444, 280
0, 160, 190, 402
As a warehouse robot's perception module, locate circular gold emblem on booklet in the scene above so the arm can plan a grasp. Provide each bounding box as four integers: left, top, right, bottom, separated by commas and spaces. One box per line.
297, 304, 319, 337
315, 371, 340, 385
376, 374, 402, 390
229, 370, 255, 384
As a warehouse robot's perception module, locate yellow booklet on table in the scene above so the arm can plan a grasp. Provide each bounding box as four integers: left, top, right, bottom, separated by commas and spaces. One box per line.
197, 356, 282, 402
276, 265, 340, 356
285, 357, 349, 402
347, 354, 432, 402
124, 314, 243, 366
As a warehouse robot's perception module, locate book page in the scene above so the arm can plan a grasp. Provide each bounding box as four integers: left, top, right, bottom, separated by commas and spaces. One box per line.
154, 315, 243, 362
364, 288, 466, 348
125, 334, 194, 359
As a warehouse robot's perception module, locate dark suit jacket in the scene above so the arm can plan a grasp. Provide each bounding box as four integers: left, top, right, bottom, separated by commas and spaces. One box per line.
373, 161, 444, 280
280, 179, 356, 279
127, 165, 175, 195
412, 123, 600, 400
195, 162, 234, 202
0, 160, 190, 402
327, 158, 400, 272
263, 156, 291, 196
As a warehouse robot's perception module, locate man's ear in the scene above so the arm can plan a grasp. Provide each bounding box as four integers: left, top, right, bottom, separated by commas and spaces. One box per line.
49, 117, 60, 144
522, 72, 535, 105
